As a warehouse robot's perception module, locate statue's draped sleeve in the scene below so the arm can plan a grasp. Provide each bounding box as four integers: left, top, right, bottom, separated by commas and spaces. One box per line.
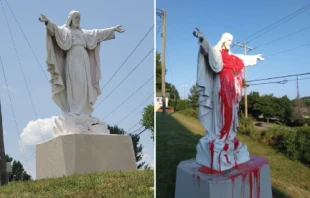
45, 20, 71, 112
196, 38, 223, 133
83, 28, 115, 96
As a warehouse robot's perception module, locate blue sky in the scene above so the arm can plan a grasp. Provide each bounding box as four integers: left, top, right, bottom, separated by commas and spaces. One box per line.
0, 0, 154, 178
156, 0, 310, 100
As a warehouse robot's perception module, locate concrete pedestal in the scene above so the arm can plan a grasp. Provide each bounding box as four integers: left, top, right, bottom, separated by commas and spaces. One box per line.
175, 155, 272, 198
36, 134, 136, 179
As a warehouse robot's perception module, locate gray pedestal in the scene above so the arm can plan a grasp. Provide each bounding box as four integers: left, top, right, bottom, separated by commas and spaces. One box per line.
36, 134, 136, 179
175, 155, 272, 198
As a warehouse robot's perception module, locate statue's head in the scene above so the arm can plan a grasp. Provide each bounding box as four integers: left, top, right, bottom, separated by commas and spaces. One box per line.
65, 10, 81, 29
215, 32, 233, 51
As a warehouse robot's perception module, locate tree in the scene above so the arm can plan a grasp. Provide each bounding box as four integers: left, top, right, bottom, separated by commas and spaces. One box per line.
279, 95, 293, 123
108, 125, 148, 169
5, 155, 32, 182
5, 154, 13, 162
166, 82, 180, 100
156, 51, 167, 92
141, 104, 154, 140
188, 84, 199, 109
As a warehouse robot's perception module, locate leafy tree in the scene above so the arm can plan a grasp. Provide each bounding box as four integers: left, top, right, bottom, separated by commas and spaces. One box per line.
252, 94, 280, 122
188, 84, 199, 109
141, 104, 154, 140
165, 82, 180, 100
5, 155, 32, 181
278, 95, 293, 122
108, 125, 148, 169
5, 154, 13, 162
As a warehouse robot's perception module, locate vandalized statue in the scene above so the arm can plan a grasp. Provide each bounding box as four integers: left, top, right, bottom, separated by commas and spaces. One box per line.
39, 11, 125, 136
193, 28, 264, 171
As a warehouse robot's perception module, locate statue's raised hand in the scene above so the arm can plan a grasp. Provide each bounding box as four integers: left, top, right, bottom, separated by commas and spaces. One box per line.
256, 54, 264, 61
38, 14, 48, 23
114, 25, 125, 33
193, 27, 204, 42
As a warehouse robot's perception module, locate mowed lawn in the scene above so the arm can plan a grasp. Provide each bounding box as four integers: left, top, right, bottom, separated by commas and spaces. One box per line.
0, 170, 154, 198
156, 112, 310, 198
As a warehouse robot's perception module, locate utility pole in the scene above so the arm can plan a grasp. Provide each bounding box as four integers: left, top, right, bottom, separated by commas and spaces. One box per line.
297, 76, 301, 116
234, 41, 254, 118
0, 100, 8, 185
157, 9, 167, 116
181, 84, 188, 100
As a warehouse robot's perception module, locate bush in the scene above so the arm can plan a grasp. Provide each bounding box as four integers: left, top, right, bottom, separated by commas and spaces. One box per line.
238, 115, 258, 139
260, 125, 310, 164
176, 100, 192, 111
168, 99, 177, 110
178, 109, 198, 118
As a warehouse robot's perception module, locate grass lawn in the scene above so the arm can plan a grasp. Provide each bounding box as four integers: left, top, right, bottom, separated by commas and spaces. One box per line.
0, 170, 154, 198
156, 112, 310, 198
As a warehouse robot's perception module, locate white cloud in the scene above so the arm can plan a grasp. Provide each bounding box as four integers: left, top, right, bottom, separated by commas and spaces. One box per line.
19, 117, 58, 180
1, 85, 18, 93
20, 117, 57, 151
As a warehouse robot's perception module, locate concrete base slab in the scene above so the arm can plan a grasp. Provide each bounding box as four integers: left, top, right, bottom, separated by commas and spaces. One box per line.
175, 155, 272, 198
36, 134, 136, 179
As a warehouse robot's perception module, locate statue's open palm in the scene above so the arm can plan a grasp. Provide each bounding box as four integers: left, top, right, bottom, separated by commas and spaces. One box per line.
39, 14, 48, 23
114, 25, 125, 33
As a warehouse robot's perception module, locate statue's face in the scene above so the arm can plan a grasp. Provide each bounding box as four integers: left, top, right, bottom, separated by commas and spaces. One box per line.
71, 13, 80, 28
223, 38, 232, 51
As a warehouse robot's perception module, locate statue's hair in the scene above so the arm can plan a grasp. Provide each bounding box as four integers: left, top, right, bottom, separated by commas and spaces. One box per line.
64, 10, 81, 29
214, 32, 233, 52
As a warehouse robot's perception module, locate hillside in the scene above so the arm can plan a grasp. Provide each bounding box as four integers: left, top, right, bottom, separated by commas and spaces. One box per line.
0, 170, 154, 198
156, 112, 310, 198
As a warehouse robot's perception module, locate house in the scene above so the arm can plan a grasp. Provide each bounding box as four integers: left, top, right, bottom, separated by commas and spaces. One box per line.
155, 92, 169, 111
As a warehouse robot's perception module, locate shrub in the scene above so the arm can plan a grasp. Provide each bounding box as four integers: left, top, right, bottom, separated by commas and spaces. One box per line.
178, 109, 198, 118
176, 100, 192, 111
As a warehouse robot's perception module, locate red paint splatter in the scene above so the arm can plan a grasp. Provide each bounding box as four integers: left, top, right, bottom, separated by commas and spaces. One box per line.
249, 172, 253, 198
223, 143, 229, 151
224, 154, 230, 164
198, 166, 221, 174
253, 167, 260, 198
218, 50, 244, 141
199, 156, 268, 198
208, 140, 215, 170
233, 138, 240, 151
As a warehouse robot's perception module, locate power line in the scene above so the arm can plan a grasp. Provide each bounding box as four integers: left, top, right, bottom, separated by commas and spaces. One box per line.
248, 77, 310, 86
100, 25, 154, 91
127, 122, 140, 133
264, 43, 310, 58
135, 128, 148, 136
102, 76, 153, 120
254, 26, 310, 49
117, 94, 153, 125
244, 3, 310, 42
3, 0, 49, 82
0, 56, 28, 169
1, 1, 44, 142
247, 72, 310, 82
95, 48, 154, 109
131, 126, 145, 134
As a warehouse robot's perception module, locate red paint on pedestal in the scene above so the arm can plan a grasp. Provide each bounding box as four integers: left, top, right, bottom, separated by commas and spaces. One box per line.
198, 155, 268, 198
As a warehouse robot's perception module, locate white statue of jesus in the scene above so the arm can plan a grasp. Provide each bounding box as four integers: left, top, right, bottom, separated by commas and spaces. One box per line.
39, 11, 125, 136
193, 28, 264, 171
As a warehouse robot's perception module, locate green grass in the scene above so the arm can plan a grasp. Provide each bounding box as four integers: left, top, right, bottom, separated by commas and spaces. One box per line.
156, 112, 310, 198
0, 170, 154, 198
